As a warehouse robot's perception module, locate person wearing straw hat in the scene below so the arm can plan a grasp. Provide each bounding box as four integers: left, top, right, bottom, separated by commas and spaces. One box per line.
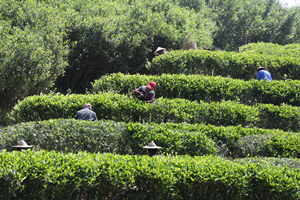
12, 140, 33, 151
154, 47, 167, 56
134, 81, 156, 103
143, 141, 162, 157
255, 67, 273, 81
75, 103, 98, 121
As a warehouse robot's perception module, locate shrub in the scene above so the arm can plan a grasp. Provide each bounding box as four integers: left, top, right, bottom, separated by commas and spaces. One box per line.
9, 93, 300, 132
146, 49, 300, 80
0, 151, 299, 199
91, 73, 300, 106
0, 119, 217, 156
2, 119, 299, 158
0, 0, 70, 112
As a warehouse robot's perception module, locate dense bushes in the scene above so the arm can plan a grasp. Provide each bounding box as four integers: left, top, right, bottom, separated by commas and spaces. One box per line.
51, 0, 216, 92
0, 150, 300, 200
146, 49, 300, 80
9, 93, 300, 132
206, 0, 300, 50
2, 119, 300, 158
239, 42, 300, 58
0, 17, 69, 112
2, 0, 300, 96
92, 73, 300, 106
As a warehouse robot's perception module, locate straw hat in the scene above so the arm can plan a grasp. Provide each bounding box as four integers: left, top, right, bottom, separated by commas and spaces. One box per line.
255, 67, 267, 72
155, 47, 166, 53
143, 141, 162, 149
12, 140, 33, 149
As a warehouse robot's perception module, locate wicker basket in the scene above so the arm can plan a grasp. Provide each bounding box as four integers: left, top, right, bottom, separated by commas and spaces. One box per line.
182, 36, 197, 50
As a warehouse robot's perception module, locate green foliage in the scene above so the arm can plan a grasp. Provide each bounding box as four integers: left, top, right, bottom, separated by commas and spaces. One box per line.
239, 42, 300, 58
8, 92, 259, 127
0, 151, 299, 199
51, 0, 216, 92
8, 92, 300, 131
0, 119, 218, 156
91, 73, 300, 106
2, 118, 300, 159
206, 0, 300, 50
0, 1, 70, 112
146, 49, 300, 80
237, 132, 300, 158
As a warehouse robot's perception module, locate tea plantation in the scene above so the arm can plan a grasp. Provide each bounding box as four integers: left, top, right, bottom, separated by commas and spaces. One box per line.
1, 46, 300, 199
1, 0, 300, 199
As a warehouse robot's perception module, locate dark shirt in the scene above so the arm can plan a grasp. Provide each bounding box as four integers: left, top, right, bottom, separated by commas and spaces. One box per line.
256, 70, 273, 81
75, 107, 98, 121
134, 86, 155, 103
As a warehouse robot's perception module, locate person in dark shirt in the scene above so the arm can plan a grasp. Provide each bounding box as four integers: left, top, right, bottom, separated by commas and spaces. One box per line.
255, 67, 273, 81
134, 81, 156, 103
75, 103, 98, 121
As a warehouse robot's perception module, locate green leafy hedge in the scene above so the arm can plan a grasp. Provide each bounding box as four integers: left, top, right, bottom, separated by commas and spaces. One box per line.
146, 49, 300, 80
0, 151, 299, 200
0, 119, 217, 156
239, 42, 300, 58
91, 73, 300, 106
9, 93, 300, 132
2, 119, 300, 158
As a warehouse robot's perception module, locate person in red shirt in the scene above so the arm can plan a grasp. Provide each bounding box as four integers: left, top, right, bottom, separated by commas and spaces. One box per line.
134, 81, 156, 103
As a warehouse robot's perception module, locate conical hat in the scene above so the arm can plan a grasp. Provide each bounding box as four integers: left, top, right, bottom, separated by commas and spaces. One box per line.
155, 47, 166, 53
143, 141, 162, 149
12, 140, 33, 149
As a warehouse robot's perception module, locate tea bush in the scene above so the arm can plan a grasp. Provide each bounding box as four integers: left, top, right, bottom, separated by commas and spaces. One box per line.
239, 42, 300, 58
91, 73, 300, 106
0, 151, 299, 199
9, 93, 300, 132
1, 119, 299, 158
146, 49, 300, 80
0, 119, 217, 156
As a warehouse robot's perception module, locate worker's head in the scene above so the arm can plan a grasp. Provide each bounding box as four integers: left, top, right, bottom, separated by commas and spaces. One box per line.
147, 81, 156, 91
154, 47, 167, 56
143, 141, 162, 157
255, 67, 268, 74
83, 103, 92, 110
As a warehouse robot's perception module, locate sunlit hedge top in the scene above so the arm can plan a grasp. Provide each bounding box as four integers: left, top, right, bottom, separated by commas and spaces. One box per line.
146, 49, 300, 80
239, 42, 300, 58
9, 92, 300, 132
0, 151, 300, 199
92, 73, 300, 106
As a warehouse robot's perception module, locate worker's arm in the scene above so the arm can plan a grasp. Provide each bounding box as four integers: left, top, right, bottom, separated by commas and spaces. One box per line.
134, 87, 144, 97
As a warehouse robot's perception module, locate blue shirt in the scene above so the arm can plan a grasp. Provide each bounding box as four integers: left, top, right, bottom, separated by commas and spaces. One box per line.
256, 70, 273, 81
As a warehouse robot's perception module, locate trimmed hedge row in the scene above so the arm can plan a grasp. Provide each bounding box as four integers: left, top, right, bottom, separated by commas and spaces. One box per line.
1, 119, 300, 158
9, 93, 300, 132
91, 73, 300, 106
146, 49, 300, 80
239, 42, 300, 58
0, 150, 299, 200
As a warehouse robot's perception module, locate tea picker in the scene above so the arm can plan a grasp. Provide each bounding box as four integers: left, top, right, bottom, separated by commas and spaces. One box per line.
143, 141, 162, 157
12, 140, 33, 151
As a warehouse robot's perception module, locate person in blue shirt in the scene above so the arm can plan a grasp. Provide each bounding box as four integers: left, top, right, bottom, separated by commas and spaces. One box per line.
255, 67, 273, 81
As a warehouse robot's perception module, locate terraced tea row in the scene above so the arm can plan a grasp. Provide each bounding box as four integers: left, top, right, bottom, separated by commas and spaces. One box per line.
1, 119, 299, 158
1, 150, 299, 199
147, 49, 300, 80
92, 73, 300, 106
